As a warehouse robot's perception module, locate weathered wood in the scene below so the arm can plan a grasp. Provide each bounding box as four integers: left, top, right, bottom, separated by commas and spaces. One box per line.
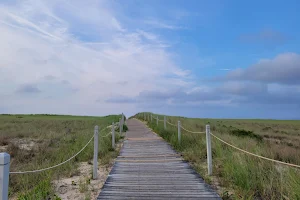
112, 122, 115, 149
206, 124, 212, 175
0, 153, 10, 200
93, 125, 98, 180
98, 119, 220, 199
178, 120, 181, 144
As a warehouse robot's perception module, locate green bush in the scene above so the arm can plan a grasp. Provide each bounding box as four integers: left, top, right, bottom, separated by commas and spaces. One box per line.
123, 124, 128, 132
230, 129, 263, 141
115, 124, 128, 132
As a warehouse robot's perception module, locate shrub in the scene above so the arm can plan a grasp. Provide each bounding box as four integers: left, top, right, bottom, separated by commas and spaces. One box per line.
123, 124, 128, 132
230, 129, 263, 141
0, 136, 9, 145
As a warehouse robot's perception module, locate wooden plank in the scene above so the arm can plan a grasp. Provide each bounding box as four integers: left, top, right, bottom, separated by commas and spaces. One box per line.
98, 119, 220, 199
117, 153, 181, 158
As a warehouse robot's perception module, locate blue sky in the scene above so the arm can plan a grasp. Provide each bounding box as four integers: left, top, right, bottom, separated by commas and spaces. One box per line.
0, 0, 300, 119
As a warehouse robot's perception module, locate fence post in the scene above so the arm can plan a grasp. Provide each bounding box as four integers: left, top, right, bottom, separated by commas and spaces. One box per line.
121, 113, 124, 133
164, 116, 166, 129
120, 114, 123, 133
112, 122, 115, 149
93, 125, 99, 180
119, 118, 123, 135
156, 116, 158, 125
206, 125, 212, 175
0, 153, 10, 200
144, 113, 146, 121
151, 114, 152, 122
178, 121, 181, 144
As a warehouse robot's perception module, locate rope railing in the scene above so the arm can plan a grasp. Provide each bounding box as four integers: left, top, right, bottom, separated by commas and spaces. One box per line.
181, 125, 205, 134
100, 126, 110, 131
0, 114, 126, 200
166, 121, 177, 127
100, 131, 112, 138
9, 126, 112, 174
210, 132, 300, 169
139, 112, 300, 173
10, 135, 95, 174
148, 115, 203, 134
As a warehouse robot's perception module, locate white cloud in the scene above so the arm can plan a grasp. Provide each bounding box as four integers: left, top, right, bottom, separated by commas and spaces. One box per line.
143, 19, 185, 30
0, 0, 192, 116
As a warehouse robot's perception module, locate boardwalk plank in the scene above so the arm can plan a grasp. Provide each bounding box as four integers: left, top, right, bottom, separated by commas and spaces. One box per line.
98, 119, 220, 200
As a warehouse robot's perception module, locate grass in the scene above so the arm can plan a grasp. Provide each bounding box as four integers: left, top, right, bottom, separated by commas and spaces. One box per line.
0, 114, 124, 199
136, 113, 300, 200
79, 177, 89, 193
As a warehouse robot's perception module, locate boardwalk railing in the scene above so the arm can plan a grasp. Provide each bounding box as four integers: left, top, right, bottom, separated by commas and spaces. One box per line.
0, 114, 126, 200
139, 112, 300, 177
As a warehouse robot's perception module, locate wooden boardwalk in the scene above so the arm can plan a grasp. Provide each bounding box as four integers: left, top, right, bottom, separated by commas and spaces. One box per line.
98, 119, 220, 199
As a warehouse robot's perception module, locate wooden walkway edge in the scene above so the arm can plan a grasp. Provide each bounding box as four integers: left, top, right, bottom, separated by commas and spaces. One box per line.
98, 119, 221, 199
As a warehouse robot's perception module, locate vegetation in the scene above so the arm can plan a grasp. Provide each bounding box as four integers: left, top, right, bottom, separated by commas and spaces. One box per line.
0, 114, 123, 199
135, 113, 300, 199
115, 124, 128, 132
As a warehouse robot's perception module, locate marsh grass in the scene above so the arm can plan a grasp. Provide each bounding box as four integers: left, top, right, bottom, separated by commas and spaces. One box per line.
0, 114, 122, 199
136, 113, 300, 199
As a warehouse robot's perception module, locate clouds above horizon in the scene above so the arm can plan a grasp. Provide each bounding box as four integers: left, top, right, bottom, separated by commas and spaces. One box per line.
223, 53, 300, 85
1, 0, 300, 119
106, 81, 300, 107
0, 0, 192, 116
106, 52, 300, 110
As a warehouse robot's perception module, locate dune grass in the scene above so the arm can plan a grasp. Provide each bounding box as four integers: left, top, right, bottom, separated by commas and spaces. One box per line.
0, 114, 123, 199
136, 113, 300, 199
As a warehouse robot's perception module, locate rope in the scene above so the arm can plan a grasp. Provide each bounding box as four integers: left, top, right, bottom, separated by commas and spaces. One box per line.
181, 125, 205, 134
99, 125, 111, 132
210, 132, 300, 169
10, 135, 94, 174
100, 131, 112, 138
166, 121, 177, 127
10, 125, 112, 174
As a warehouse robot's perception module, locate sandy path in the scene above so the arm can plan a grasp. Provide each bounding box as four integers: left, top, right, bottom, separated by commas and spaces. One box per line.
53, 142, 123, 200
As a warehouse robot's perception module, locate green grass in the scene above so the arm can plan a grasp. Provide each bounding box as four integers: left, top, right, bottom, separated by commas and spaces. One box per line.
136, 113, 300, 199
0, 114, 123, 199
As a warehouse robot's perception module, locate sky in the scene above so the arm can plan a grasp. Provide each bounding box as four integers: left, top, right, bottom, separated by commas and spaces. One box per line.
0, 0, 300, 119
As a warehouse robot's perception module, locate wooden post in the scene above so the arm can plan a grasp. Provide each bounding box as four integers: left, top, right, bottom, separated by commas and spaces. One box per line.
120, 114, 122, 133
0, 153, 10, 200
178, 121, 181, 144
144, 113, 146, 121
120, 113, 124, 133
206, 125, 212, 175
119, 117, 122, 135
164, 116, 166, 129
112, 122, 115, 149
93, 125, 99, 179
156, 116, 158, 125
151, 114, 152, 122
